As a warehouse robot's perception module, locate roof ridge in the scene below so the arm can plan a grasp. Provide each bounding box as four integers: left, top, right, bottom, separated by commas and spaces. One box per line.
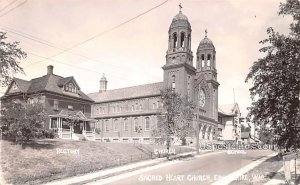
105, 81, 163, 92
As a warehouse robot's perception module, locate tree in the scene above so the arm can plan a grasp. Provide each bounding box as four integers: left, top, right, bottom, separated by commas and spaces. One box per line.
0, 100, 46, 142
258, 126, 274, 145
246, 0, 300, 150
0, 32, 27, 87
151, 88, 195, 159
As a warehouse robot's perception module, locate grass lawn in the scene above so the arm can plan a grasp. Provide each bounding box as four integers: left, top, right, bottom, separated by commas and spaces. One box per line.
0, 139, 193, 185
230, 154, 283, 185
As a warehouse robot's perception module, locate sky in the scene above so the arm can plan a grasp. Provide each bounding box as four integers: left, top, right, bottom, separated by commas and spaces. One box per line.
0, 0, 292, 116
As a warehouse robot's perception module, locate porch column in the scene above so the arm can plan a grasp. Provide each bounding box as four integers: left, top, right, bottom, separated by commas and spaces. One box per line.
204, 127, 208, 140
209, 131, 213, 141
199, 125, 203, 139
49, 118, 52, 129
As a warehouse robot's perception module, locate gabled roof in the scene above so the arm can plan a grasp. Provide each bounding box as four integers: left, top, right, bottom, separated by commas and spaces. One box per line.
57, 76, 80, 90
88, 82, 164, 103
218, 103, 240, 116
14, 78, 31, 92
3, 70, 93, 102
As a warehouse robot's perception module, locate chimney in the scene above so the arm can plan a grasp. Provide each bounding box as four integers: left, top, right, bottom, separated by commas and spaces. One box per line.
47, 65, 53, 75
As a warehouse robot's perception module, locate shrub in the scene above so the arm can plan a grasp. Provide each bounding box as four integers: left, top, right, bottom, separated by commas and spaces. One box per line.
95, 128, 101, 134
41, 129, 55, 139
1, 101, 46, 141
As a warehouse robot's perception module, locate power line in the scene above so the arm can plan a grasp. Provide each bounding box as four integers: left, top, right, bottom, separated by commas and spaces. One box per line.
0, 0, 19, 13
26, 51, 143, 83
24, 0, 168, 66
4, 32, 146, 82
1, 26, 148, 76
0, 0, 27, 17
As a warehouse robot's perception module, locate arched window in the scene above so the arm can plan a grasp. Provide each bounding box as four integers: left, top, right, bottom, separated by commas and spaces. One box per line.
173, 33, 177, 48
172, 75, 176, 90
105, 120, 109, 132
207, 54, 211, 66
113, 119, 118, 132
187, 34, 191, 49
124, 119, 129, 131
134, 118, 138, 132
153, 102, 156, 109
201, 54, 205, 67
180, 32, 185, 47
187, 76, 191, 99
145, 117, 150, 131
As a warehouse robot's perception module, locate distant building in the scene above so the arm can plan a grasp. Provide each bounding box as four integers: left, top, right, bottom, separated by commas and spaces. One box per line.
218, 103, 242, 143
0, 65, 95, 140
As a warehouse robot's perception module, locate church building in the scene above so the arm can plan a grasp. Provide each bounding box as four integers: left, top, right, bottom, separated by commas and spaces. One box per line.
88, 7, 220, 143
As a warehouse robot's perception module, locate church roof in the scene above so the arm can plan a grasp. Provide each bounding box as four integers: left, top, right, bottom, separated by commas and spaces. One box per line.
170, 10, 191, 29
88, 82, 164, 103
198, 35, 215, 50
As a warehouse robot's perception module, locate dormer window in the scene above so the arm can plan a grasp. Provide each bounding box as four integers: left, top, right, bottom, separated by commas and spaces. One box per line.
12, 82, 18, 90
65, 82, 77, 94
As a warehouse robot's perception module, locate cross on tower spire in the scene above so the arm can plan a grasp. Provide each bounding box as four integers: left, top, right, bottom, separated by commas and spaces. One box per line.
179, 3, 182, 12
205, 29, 208, 37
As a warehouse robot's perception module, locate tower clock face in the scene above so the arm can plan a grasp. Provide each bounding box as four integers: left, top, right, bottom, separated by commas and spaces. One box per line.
199, 89, 206, 107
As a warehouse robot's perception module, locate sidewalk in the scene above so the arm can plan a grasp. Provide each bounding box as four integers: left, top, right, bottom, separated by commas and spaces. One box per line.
264, 156, 300, 185
43, 150, 211, 185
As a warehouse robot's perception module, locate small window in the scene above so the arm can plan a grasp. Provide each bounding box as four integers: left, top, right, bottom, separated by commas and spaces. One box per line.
81, 105, 85, 113
113, 119, 118, 132
124, 119, 129, 131
207, 54, 211, 66
180, 32, 185, 47
131, 105, 134, 111
139, 104, 142, 110
105, 120, 109, 132
68, 105, 73, 110
145, 117, 150, 131
12, 82, 18, 90
51, 119, 57, 129
54, 100, 59, 110
201, 54, 205, 67
153, 103, 156, 109
134, 118, 139, 132
172, 75, 176, 90
173, 33, 177, 48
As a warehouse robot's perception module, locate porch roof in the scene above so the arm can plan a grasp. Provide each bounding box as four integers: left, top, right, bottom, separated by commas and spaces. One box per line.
49, 110, 97, 122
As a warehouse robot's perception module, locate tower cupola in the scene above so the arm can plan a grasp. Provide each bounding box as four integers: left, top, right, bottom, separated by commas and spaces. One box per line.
166, 4, 193, 67
196, 30, 216, 72
99, 73, 107, 93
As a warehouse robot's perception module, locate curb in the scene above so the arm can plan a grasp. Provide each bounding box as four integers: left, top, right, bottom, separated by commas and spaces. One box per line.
43, 150, 211, 185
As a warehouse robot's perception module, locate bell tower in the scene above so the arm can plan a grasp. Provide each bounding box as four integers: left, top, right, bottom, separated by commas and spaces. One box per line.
163, 4, 196, 97
196, 30, 219, 120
